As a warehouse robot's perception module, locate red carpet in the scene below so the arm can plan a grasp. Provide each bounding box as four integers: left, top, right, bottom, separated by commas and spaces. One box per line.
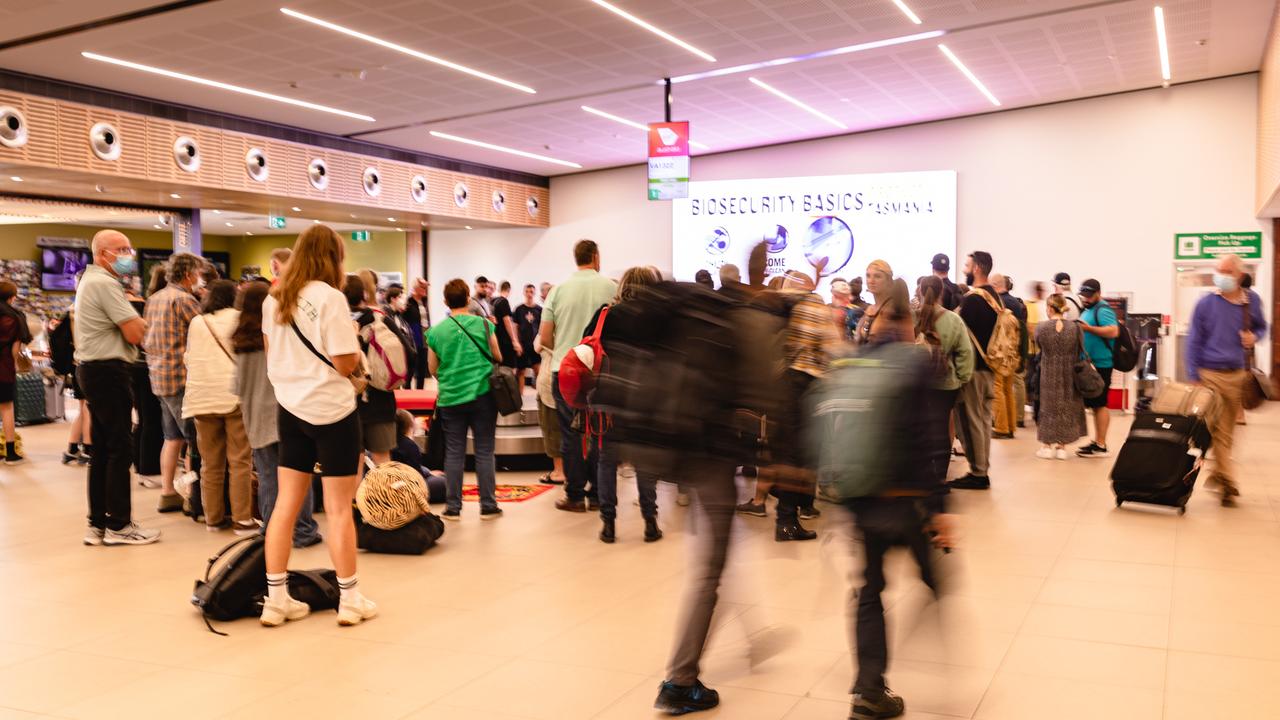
461, 483, 554, 503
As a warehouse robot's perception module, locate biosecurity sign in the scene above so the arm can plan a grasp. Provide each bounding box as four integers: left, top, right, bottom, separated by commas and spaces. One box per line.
648, 121, 690, 201
672, 171, 957, 290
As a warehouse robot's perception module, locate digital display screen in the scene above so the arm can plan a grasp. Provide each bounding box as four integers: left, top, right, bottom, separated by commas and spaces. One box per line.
40, 247, 91, 291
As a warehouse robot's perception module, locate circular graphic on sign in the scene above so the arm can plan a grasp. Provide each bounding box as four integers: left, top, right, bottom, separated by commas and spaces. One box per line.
764, 225, 788, 253
705, 227, 730, 255
804, 216, 853, 275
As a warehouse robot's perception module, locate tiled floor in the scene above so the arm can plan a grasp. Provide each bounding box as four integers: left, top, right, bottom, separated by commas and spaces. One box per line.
0, 406, 1277, 719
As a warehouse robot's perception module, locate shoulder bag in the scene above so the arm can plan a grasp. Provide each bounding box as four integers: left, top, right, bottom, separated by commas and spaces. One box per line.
1241, 298, 1274, 410
289, 319, 369, 396
449, 316, 521, 416
1073, 322, 1106, 400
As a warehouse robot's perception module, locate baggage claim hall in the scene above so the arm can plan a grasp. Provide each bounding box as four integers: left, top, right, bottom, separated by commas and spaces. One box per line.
0, 1, 1277, 718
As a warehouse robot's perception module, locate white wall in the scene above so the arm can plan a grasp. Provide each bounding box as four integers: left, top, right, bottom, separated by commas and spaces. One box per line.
430, 74, 1269, 370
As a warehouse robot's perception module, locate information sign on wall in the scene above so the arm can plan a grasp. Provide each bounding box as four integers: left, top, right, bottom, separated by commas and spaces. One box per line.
648, 121, 690, 201
1174, 232, 1262, 260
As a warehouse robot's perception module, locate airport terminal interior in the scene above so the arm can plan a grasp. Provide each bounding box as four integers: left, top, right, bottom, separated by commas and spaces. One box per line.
0, 0, 1279, 718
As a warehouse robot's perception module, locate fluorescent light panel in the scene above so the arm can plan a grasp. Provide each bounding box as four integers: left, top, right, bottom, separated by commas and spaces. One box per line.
428, 131, 582, 169
670, 30, 943, 84
938, 44, 1000, 106
280, 8, 535, 94
587, 0, 715, 62
748, 77, 847, 130
1154, 6, 1171, 82
580, 105, 710, 150
890, 0, 923, 25
80, 52, 375, 122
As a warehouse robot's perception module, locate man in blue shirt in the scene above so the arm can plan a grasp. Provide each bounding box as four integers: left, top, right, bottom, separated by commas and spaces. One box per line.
1076, 278, 1118, 458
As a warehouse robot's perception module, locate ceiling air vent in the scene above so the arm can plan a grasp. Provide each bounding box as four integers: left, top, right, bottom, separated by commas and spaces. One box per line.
0, 107, 28, 149
362, 166, 381, 197
453, 182, 468, 208
526, 196, 540, 218
245, 147, 269, 183
491, 190, 506, 213
173, 136, 200, 173
89, 122, 121, 161
307, 158, 328, 191
410, 175, 427, 204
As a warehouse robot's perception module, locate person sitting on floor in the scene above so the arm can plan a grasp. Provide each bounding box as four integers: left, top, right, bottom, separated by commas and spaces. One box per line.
390, 409, 446, 504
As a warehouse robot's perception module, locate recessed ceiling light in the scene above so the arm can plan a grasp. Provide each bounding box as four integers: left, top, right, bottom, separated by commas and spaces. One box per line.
81, 52, 376, 122
246, 231, 254, 236
580, 106, 711, 150
153, 224, 163, 229
464, 226, 473, 230
387, 217, 395, 222
8, 176, 22, 182
670, 30, 943, 84
291, 206, 301, 212
169, 193, 181, 199
1154, 6, 1171, 84
890, 0, 923, 25
225, 222, 234, 227
280, 8, 535, 94
428, 130, 582, 169
212, 210, 222, 214
939, 44, 1000, 106
587, 0, 715, 62
748, 77, 847, 129
313, 219, 321, 224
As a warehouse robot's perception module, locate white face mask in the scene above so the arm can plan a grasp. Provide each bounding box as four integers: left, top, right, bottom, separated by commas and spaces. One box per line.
1213, 272, 1238, 293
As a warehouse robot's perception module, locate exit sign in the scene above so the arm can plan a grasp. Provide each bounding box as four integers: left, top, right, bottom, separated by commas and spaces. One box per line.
351, 230, 371, 242
268, 216, 287, 230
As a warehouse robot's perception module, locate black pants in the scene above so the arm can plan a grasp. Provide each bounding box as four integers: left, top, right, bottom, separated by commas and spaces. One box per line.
926, 388, 959, 486
849, 497, 942, 694
79, 361, 135, 531
131, 361, 163, 476
412, 342, 430, 389
772, 368, 816, 526
553, 372, 598, 504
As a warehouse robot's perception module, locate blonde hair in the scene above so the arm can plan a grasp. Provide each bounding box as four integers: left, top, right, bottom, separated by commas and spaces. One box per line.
357, 268, 378, 304
616, 266, 659, 303
1046, 293, 1068, 316
271, 225, 345, 323
867, 259, 893, 280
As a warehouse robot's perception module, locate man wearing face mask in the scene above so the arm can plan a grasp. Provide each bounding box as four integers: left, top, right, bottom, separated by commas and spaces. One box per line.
1075, 279, 1118, 458
76, 230, 158, 546
1186, 254, 1268, 505
142, 252, 204, 513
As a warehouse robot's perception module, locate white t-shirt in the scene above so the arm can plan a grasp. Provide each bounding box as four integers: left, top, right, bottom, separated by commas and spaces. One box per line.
262, 280, 360, 426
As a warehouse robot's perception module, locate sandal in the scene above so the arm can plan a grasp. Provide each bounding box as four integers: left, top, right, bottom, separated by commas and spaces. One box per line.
538, 472, 565, 485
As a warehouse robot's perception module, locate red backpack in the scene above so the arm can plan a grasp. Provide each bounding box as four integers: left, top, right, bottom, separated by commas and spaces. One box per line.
557, 306, 610, 410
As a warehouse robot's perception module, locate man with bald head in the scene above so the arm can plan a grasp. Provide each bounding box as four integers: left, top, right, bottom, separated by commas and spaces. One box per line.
1186, 253, 1269, 505
75, 230, 159, 546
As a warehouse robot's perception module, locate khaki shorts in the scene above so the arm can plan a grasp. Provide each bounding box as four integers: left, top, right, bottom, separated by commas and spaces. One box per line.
538, 400, 562, 459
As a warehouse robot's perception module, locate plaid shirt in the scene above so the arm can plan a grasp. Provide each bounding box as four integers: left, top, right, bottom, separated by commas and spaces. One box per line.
143, 285, 200, 396
786, 292, 836, 378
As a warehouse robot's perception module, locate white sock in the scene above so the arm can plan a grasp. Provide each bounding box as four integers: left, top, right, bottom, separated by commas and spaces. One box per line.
337, 574, 361, 603
266, 572, 290, 604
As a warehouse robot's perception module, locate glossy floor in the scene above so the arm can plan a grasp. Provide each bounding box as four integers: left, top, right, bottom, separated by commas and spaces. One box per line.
0, 407, 1278, 719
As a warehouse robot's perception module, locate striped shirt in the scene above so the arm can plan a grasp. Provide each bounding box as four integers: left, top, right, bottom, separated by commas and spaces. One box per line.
787, 292, 836, 378
143, 284, 200, 396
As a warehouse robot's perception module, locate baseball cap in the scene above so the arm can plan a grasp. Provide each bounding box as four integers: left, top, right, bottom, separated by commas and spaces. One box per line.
931, 253, 950, 272
1052, 272, 1071, 287
1079, 278, 1101, 297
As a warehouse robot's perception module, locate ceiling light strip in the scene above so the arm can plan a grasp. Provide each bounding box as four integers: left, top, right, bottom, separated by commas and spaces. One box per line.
580, 105, 710, 149
890, 0, 923, 25
938, 44, 1001, 106
587, 0, 716, 62
280, 8, 535, 94
669, 29, 943, 84
81, 52, 375, 122
1154, 6, 1171, 83
428, 131, 582, 168
747, 78, 847, 130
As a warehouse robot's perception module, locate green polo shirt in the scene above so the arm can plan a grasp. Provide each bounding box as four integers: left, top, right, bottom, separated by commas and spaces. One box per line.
73, 264, 139, 363
544, 269, 617, 368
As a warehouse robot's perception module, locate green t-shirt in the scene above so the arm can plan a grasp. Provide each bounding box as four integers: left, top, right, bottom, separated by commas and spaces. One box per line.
427, 314, 495, 408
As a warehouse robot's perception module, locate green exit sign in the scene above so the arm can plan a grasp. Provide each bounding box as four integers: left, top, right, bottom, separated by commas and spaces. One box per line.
351, 230, 371, 242
268, 216, 287, 230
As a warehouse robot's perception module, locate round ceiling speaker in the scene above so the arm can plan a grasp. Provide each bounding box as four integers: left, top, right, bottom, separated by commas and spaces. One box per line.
410, 175, 427, 204
491, 190, 506, 214
0, 106, 28, 149
173, 136, 201, 173
362, 166, 381, 197
245, 147, 269, 183
307, 158, 328, 191
89, 122, 121, 161
453, 182, 469, 208
526, 196, 540, 218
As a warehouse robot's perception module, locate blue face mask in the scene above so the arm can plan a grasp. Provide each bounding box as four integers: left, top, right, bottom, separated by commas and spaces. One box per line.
1213, 272, 1238, 293
110, 253, 136, 276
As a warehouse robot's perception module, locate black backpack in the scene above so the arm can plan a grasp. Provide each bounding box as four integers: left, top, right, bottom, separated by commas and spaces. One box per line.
354, 506, 444, 555
49, 311, 74, 376
1110, 322, 1139, 373
191, 535, 340, 634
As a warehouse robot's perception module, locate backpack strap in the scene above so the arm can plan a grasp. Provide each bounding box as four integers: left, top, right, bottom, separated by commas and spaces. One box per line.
288, 569, 340, 608
449, 316, 496, 366
203, 534, 259, 583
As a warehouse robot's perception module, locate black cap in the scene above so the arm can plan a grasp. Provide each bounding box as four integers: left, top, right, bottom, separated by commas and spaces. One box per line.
1079, 278, 1101, 296
1053, 272, 1071, 286
931, 253, 950, 272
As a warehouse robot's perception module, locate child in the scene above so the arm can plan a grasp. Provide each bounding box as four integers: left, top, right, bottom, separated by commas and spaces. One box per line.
391, 409, 446, 504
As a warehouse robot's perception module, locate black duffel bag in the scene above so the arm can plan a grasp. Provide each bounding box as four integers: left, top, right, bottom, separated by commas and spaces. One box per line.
354, 507, 444, 555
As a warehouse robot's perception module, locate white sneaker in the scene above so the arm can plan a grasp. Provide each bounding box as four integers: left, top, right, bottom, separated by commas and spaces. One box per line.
260, 595, 311, 627
83, 525, 105, 546
1035, 447, 1054, 460
337, 594, 379, 626
175, 471, 198, 500
103, 523, 160, 546
136, 475, 161, 489
1055, 448, 1069, 461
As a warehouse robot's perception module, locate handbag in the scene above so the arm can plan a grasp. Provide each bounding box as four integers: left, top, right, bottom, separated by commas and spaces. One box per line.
1241, 299, 1274, 410
449, 316, 522, 416
1072, 323, 1106, 399
289, 319, 369, 396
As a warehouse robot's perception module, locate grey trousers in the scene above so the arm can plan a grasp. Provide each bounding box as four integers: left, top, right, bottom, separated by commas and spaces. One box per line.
666, 458, 738, 685
956, 369, 994, 477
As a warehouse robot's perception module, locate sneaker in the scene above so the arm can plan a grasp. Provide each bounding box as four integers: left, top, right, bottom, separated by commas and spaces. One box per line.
337, 594, 378, 626
947, 474, 990, 490
233, 521, 261, 537
156, 493, 183, 513
61, 451, 79, 465
1055, 448, 1069, 461
798, 506, 821, 520
442, 509, 461, 521
480, 507, 504, 520
103, 523, 160, 546
1076, 442, 1110, 458
654, 679, 719, 715
83, 525, 105, 546
206, 519, 232, 532
260, 595, 310, 627
137, 475, 160, 489
175, 470, 198, 500
1036, 447, 1054, 460
76, 452, 91, 465
3, 452, 25, 465
736, 501, 767, 517
850, 687, 905, 719
676, 492, 690, 507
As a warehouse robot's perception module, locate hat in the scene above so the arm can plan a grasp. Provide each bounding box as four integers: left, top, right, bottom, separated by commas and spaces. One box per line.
931, 253, 950, 272
1079, 278, 1101, 296
1052, 272, 1071, 287
830, 279, 851, 295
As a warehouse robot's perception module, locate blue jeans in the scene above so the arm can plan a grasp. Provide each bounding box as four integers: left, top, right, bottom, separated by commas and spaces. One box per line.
253, 443, 321, 546
552, 373, 597, 504
439, 392, 499, 513
597, 438, 658, 521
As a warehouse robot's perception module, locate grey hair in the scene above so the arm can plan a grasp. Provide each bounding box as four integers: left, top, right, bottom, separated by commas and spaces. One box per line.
166, 252, 204, 284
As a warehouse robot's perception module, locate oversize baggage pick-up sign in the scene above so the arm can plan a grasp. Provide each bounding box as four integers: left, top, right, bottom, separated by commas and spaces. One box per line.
648, 121, 690, 201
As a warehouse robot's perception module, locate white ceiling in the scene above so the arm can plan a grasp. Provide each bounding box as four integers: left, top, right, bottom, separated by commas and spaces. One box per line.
0, 0, 1271, 176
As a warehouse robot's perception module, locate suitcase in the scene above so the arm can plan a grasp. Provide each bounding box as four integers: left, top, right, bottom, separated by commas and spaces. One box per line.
1111, 413, 1212, 513
1150, 382, 1216, 417
46, 376, 66, 420
14, 372, 49, 426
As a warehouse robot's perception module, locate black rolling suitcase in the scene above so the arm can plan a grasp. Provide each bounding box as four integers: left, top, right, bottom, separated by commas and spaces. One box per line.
14, 372, 49, 426
1110, 412, 1212, 513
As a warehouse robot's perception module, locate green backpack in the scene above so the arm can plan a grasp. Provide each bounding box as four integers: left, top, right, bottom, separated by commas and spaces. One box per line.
806, 343, 927, 501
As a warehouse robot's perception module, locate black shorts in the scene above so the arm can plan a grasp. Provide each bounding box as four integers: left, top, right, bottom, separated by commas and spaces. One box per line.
1084, 367, 1113, 409
517, 349, 540, 370
0, 381, 12, 403
277, 407, 363, 476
